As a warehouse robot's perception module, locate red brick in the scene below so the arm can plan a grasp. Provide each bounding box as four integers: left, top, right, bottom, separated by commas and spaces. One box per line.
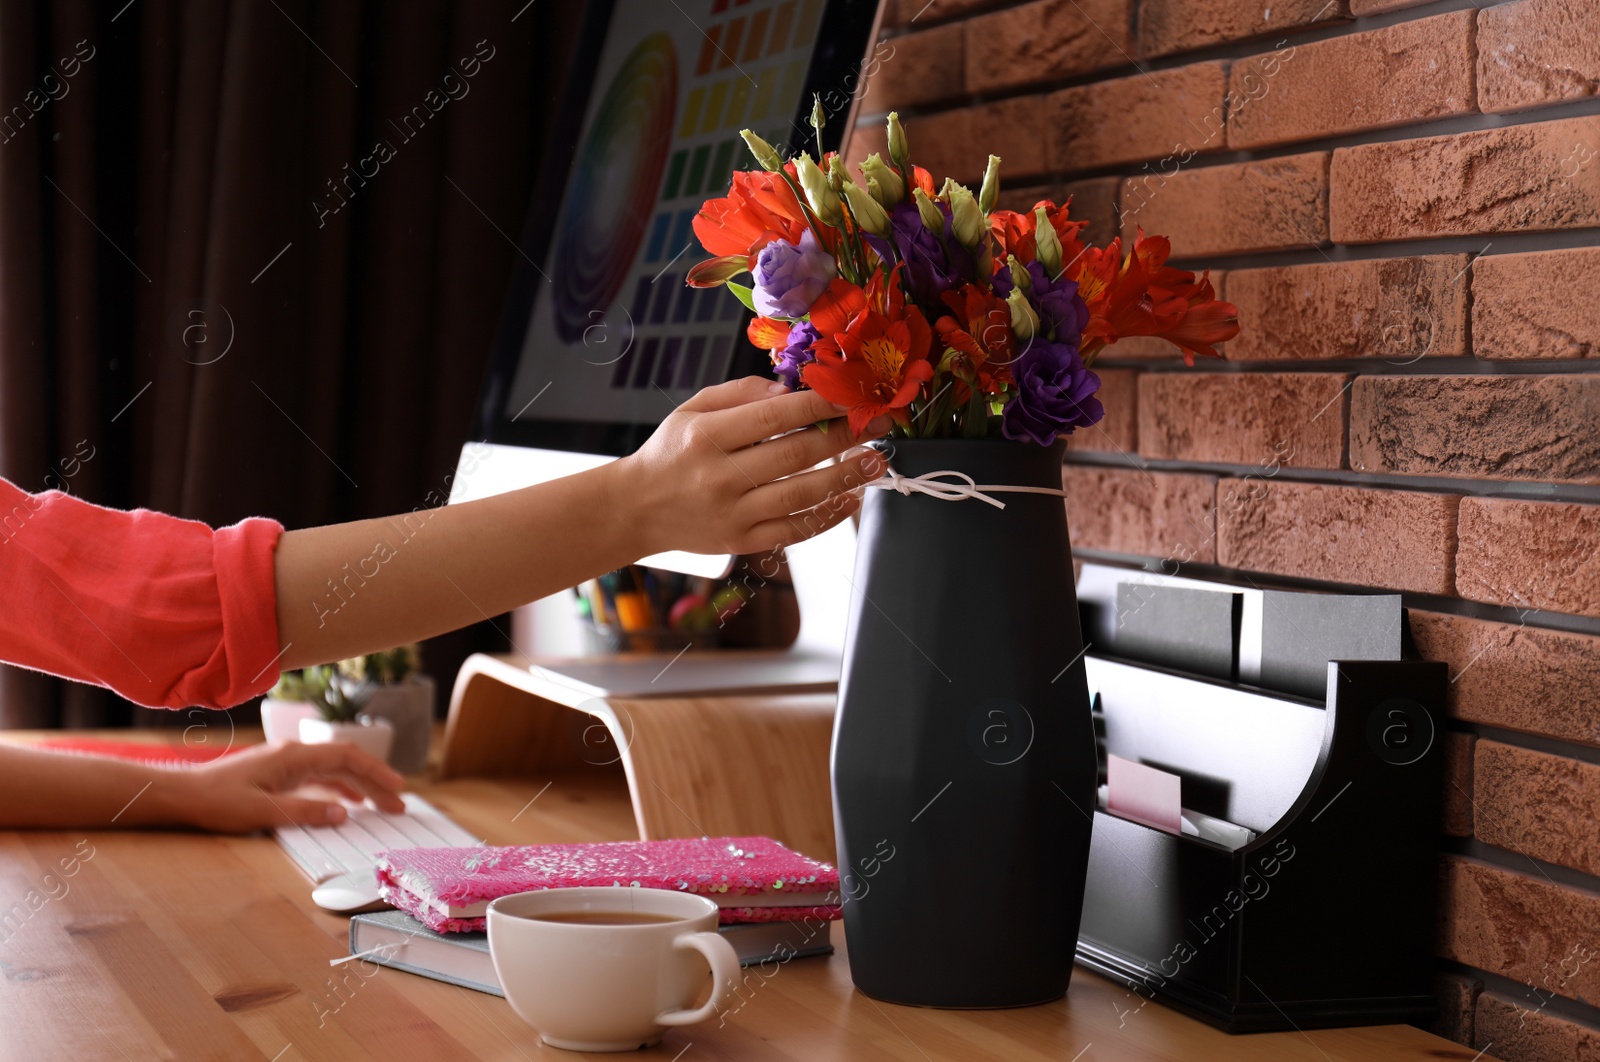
885, 0, 1007, 27
859, 23, 965, 112
1137, 0, 1349, 60
1408, 611, 1600, 747
1067, 368, 1138, 455
1350, 0, 1431, 12
1457, 498, 1600, 619
1226, 256, 1468, 362
973, 97, 1051, 182
1138, 372, 1348, 469
903, 97, 1051, 185
1478, 0, 1600, 115
1441, 857, 1600, 1004
899, 108, 972, 185
1330, 117, 1600, 244
995, 182, 1059, 214
1226, 13, 1477, 150
1473, 248, 1600, 360
964, 0, 1131, 95
1474, 992, 1600, 1062
1061, 465, 1217, 564
1476, 742, 1600, 877
1048, 61, 1227, 174
1061, 176, 1120, 246
1216, 480, 1458, 594
1350, 375, 1600, 484
1442, 731, 1475, 838
1120, 152, 1329, 258
1432, 972, 1481, 1047
1096, 337, 1186, 361
843, 121, 889, 173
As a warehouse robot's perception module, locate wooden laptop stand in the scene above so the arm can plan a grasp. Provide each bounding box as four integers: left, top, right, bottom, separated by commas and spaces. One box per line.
437, 652, 840, 863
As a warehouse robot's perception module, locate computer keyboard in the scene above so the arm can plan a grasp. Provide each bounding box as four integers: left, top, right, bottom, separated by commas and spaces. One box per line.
274, 792, 481, 884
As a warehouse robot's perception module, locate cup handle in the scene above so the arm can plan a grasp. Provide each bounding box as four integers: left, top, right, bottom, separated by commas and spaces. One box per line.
655, 930, 741, 1026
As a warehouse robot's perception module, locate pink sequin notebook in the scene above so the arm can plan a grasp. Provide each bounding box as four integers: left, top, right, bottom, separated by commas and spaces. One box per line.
375, 836, 842, 934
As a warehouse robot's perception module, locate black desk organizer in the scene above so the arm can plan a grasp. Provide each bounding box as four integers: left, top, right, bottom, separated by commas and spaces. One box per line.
1071, 571, 1446, 1033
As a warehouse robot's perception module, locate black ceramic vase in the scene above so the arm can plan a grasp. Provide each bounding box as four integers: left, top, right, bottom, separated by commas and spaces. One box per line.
831, 437, 1097, 1008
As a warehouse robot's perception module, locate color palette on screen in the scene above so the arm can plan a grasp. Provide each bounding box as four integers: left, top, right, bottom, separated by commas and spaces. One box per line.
606, 0, 824, 393
552, 32, 678, 343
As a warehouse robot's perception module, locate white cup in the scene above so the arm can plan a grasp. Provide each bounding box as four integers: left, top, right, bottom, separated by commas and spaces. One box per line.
487, 886, 741, 1052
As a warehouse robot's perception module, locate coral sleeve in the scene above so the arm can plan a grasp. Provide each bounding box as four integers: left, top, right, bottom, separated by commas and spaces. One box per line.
0, 477, 285, 709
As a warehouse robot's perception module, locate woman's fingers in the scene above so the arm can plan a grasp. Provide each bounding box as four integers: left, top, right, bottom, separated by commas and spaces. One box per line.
740, 448, 884, 526
273, 742, 406, 811
734, 415, 893, 484
303, 775, 368, 804
704, 387, 854, 452
261, 794, 350, 828
677, 375, 788, 414
740, 488, 863, 554
319, 767, 407, 813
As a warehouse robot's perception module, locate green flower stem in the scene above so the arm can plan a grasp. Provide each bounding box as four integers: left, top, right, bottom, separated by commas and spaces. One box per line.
835, 197, 874, 284
778, 167, 836, 257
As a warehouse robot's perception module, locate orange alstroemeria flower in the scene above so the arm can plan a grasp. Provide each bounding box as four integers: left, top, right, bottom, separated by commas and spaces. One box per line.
747, 316, 792, 351
988, 198, 1087, 271
809, 278, 869, 337
802, 305, 934, 437
1071, 230, 1238, 365
935, 284, 1014, 397
690, 168, 809, 261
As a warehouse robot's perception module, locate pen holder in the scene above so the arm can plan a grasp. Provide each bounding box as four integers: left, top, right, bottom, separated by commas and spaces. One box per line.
580, 623, 718, 655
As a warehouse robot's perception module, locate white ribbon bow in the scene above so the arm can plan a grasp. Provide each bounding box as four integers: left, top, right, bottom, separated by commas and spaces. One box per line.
866, 467, 1068, 511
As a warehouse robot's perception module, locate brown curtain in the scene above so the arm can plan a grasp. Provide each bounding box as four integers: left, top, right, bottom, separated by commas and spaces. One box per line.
0, 0, 585, 728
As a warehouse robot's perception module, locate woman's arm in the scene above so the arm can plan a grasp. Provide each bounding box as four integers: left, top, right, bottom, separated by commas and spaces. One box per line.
0, 741, 406, 830
0, 379, 877, 708
274, 378, 885, 669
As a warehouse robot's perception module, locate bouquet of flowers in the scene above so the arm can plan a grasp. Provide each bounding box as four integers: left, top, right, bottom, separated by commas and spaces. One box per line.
687, 108, 1239, 444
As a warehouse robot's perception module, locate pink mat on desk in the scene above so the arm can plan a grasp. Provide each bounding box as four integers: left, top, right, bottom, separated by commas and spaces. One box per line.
34, 737, 246, 766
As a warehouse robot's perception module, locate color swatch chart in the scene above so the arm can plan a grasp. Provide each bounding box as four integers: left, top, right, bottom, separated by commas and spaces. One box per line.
503, 0, 826, 426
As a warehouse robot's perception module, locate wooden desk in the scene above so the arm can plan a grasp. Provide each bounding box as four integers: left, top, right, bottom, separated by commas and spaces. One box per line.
0, 730, 1486, 1061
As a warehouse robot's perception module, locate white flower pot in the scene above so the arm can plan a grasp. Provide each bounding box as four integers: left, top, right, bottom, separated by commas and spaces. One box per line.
358, 676, 436, 773
262, 698, 321, 744
299, 716, 395, 763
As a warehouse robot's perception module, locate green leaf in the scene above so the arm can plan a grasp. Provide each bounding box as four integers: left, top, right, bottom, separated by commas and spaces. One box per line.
726, 282, 758, 314
963, 389, 988, 438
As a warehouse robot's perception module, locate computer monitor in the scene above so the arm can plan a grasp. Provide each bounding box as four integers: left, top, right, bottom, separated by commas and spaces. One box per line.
449, 0, 883, 584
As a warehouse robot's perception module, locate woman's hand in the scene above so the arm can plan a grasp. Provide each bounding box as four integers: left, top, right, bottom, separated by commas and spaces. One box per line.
274, 377, 892, 670
614, 376, 889, 558
165, 741, 407, 833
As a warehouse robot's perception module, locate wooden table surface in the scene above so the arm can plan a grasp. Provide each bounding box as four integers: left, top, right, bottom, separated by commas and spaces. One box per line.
0, 730, 1488, 1061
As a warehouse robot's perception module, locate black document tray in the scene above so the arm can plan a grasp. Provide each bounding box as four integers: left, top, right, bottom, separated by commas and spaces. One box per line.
1074, 655, 1446, 1033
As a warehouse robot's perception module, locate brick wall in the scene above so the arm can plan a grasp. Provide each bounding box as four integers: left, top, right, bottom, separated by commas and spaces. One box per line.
852, 1, 1600, 1057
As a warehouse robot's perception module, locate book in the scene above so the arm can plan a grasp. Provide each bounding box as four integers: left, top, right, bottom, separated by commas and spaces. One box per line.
347, 908, 837, 996
375, 835, 841, 933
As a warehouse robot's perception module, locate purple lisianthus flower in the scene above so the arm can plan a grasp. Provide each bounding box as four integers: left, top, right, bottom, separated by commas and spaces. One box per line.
772, 321, 821, 391
1001, 340, 1103, 445
864, 201, 975, 312
993, 259, 1089, 343
753, 229, 835, 318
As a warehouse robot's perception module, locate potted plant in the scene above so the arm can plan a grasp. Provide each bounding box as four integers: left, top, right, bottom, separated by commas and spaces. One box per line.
294, 665, 394, 763
688, 110, 1238, 1007
338, 645, 433, 773
261, 669, 323, 744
